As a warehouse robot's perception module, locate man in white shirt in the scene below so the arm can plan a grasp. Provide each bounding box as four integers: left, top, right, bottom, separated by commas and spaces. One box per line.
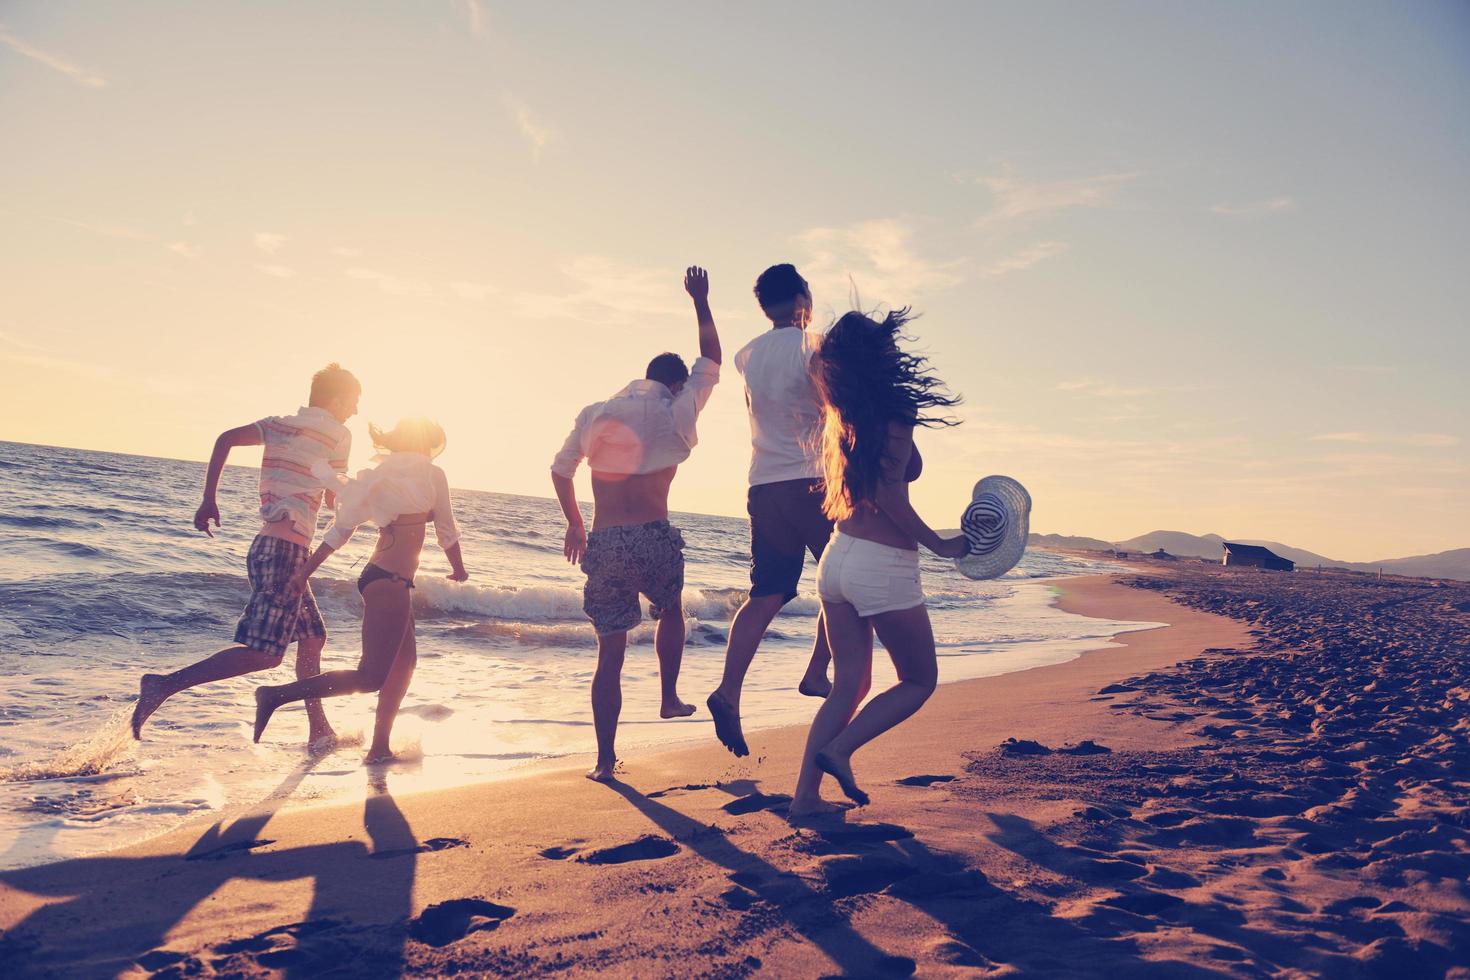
707, 264, 834, 758
551, 266, 722, 782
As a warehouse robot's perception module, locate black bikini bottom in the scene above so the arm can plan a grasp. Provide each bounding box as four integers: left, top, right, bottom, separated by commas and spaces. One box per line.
357, 563, 415, 595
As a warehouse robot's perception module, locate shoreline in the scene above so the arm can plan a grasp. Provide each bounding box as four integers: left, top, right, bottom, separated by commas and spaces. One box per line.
1, 572, 1265, 977
0, 571, 1150, 874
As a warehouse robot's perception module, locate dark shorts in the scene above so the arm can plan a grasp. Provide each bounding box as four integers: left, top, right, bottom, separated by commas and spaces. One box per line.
747, 478, 835, 603
581, 520, 686, 637
233, 534, 328, 657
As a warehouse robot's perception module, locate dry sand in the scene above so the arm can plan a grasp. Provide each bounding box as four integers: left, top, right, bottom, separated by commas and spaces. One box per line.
2, 572, 1466, 977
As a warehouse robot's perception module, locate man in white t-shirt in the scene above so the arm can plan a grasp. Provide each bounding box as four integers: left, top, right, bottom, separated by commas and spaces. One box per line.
706, 264, 834, 758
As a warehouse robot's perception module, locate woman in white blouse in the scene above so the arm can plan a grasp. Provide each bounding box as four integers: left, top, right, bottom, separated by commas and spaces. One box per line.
252, 417, 469, 761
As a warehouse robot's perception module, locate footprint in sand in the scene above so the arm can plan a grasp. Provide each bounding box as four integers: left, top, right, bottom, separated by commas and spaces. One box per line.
721, 792, 792, 815
575, 835, 680, 865
1056, 740, 1111, 755
211, 919, 346, 969
369, 837, 468, 860
184, 838, 276, 861
802, 822, 915, 856
999, 738, 1052, 756
408, 899, 515, 947
895, 774, 956, 787
539, 845, 580, 860
820, 854, 918, 897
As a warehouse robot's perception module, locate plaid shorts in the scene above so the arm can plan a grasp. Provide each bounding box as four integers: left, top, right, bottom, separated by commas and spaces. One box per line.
581, 520, 685, 636
233, 533, 328, 657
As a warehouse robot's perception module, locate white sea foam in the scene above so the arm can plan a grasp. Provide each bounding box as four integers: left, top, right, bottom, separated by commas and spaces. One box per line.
0, 707, 137, 783
416, 578, 820, 623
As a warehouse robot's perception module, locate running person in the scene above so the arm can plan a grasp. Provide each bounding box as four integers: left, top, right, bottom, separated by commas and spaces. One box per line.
788, 309, 969, 818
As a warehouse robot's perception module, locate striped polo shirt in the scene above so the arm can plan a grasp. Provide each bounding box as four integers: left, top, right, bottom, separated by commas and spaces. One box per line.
254, 406, 352, 546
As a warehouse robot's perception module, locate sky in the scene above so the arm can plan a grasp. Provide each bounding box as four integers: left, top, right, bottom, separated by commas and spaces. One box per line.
1, 1, 1467, 563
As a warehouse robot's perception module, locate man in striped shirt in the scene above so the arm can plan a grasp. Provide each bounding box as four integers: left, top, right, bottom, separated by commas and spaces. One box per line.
131, 364, 360, 744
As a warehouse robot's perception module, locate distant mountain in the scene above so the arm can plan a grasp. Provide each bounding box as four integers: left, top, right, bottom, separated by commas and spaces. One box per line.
1112, 531, 1227, 559
1232, 540, 1344, 570
1366, 548, 1470, 581
1026, 530, 1470, 581
1028, 532, 1116, 552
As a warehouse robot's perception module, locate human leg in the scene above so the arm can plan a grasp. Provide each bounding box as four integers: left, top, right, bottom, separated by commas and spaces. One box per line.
292, 581, 335, 745
815, 603, 937, 798
797, 606, 833, 698
588, 630, 627, 782
132, 644, 284, 738
253, 582, 412, 742
367, 611, 417, 762
790, 600, 873, 816
654, 604, 695, 718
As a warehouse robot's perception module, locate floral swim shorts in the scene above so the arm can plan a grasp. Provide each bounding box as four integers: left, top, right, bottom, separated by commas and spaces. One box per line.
580, 520, 686, 636
233, 533, 328, 657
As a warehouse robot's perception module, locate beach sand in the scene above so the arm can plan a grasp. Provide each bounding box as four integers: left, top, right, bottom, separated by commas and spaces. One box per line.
3, 571, 1466, 977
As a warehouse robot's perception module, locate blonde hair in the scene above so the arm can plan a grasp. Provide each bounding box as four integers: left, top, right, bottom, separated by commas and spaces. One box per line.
369, 417, 446, 458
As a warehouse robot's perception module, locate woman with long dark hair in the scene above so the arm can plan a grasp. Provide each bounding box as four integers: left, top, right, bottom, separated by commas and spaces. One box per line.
789, 309, 969, 817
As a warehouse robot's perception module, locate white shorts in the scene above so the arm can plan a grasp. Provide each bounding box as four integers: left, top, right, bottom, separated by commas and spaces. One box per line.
816, 532, 925, 618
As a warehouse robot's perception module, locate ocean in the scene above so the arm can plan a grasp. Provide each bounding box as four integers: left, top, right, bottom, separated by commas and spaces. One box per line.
0, 440, 1155, 870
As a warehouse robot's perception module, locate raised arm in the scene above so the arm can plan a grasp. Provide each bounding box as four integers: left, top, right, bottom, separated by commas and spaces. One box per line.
685, 266, 721, 365
873, 422, 969, 558
195, 423, 264, 537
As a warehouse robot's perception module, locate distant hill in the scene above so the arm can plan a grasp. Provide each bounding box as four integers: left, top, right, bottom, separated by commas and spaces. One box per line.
1028, 532, 1116, 552
1026, 530, 1470, 581
1232, 540, 1344, 570
1112, 531, 1227, 559
1366, 547, 1470, 581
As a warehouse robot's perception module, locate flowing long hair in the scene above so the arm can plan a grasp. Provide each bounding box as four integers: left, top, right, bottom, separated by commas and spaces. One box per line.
369, 417, 446, 459
812, 309, 960, 521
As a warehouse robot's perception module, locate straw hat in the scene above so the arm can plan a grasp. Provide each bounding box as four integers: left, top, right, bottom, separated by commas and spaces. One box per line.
955, 475, 1031, 580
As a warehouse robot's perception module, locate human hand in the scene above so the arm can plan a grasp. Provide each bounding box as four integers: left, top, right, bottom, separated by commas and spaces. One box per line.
194, 499, 221, 537
286, 568, 309, 595
564, 523, 587, 564
684, 266, 709, 302
935, 534, 971, 560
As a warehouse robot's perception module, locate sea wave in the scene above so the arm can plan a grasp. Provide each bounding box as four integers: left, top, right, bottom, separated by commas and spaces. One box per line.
0, 708, 138, 783
414, 579, 819, 623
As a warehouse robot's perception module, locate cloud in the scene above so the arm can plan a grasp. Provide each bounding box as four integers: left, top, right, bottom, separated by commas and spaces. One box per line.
509, 256, 687, 324
1210, 196, 1295, 216
0, 332, 113, 380
982, 241, 1068, 277
451, 0, 488, 37
256, 264, 296, 279
329, 246, 361, 258
168, 241, 201, 258
1311, 432, 1459, 448
449, 281, 496, 301
254, 232, 287, 254
344, 267, 433, 297
0, 26, 107, 89
504, 95, 550, 158
47, 215, 151, 243
976, 170, 1139, 227
797, 218, 963, 308
1056, 379, 1154, 399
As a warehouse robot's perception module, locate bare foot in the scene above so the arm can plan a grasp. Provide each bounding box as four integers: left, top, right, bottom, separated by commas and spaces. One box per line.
307, 730, 339, 756
660, 699, 697, 719
586, 760, 618, 783
364, 747, 396, 764
706, 691, 749, 757
253, 687, 282, 744
787, 797, 846, 820
797, 676, 832, 699
131, 673, 170, 739
815, 749, 869, 806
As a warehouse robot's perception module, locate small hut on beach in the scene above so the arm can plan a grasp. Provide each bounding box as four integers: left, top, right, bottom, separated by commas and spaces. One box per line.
1222, 542, 1294, 572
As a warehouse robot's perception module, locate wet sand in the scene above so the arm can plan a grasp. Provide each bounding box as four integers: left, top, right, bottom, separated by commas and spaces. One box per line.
2, 571, 1466, 977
